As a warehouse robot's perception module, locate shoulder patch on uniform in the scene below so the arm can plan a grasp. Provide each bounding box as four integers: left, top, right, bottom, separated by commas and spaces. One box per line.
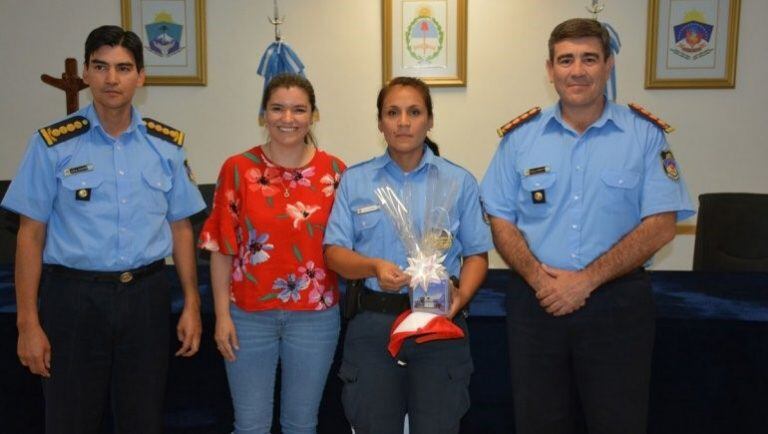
143, 117, 185, 147
497, 107, 541, 137
38, 115, 90, 147
660, 150, 680, 180
628, 103, 674, 134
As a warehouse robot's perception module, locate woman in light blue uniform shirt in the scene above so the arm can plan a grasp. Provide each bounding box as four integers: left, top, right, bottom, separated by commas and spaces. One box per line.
323, 77, 492, 434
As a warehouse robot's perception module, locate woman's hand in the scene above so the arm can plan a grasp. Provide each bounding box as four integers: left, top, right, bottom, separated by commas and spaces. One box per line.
374, 259, 411, 292
214, 314, 239, 362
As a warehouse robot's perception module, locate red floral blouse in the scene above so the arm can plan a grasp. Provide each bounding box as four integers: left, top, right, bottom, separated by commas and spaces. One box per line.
199, 145, 345, 311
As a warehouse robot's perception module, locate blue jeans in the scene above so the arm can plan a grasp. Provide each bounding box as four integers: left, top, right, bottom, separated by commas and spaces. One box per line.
226, 305, 340, 434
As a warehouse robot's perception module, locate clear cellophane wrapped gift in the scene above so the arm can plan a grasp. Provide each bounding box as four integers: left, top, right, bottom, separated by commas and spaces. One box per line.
374, 166, 459, 315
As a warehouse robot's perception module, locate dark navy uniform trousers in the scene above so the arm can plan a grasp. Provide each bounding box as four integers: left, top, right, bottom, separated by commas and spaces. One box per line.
506, 270, 655, 434
38, 263, 170, 434
339, 311, 474, 434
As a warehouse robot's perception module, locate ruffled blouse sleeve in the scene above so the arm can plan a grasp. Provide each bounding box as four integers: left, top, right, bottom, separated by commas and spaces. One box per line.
198, 157, 240, 256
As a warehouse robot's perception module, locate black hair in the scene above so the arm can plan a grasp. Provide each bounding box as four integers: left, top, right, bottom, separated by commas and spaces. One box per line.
84, 25, 144, 70
377, 76, 440, 156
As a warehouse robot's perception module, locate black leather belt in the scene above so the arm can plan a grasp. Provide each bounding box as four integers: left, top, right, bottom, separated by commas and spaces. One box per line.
359, 286, 410, 315
45, 259, 165, 284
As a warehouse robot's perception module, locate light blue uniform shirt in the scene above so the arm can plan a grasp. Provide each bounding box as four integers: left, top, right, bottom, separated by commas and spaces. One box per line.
480, 101, 695, 271
324, 146, 493, 293
1, 104, 205, 271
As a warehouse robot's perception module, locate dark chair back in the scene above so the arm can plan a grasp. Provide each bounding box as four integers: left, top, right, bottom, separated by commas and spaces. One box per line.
0, 180, 19, 264
693, 193, 768, 272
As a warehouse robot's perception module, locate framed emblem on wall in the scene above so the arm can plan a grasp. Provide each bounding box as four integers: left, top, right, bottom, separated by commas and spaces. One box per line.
121, 0, 207, 85
645, 0, 740, 88
382, 0, 467, 87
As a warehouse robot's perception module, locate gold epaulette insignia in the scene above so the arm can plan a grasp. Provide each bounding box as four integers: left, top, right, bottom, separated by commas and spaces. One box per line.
38, 116, 90, 147
497, 107, 541, 137
628, 103, 675, 134
143, 117, 185, 147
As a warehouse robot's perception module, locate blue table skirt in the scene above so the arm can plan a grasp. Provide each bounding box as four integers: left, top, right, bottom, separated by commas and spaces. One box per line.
5, 266, 767, 322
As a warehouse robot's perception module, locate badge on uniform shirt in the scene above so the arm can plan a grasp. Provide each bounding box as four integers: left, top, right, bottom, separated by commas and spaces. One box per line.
75, 188, 91, 201
532, 189, 546, 204
660, 150, 680, 181
423, 228, 453, 251
524, 166, 550, 176
63, 164, 94, 177
355, 204, 380, 215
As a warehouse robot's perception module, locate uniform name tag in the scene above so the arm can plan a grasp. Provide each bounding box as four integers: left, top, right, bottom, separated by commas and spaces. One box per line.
524, 166, 549, 176
64, 164, 94, 177
355, 204, 380, 215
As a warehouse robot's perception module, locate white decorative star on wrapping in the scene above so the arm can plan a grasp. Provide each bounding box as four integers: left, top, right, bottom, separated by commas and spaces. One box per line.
405, 252, 447, 292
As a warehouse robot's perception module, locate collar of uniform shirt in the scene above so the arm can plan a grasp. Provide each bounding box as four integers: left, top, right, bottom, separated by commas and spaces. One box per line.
546, 98, 625, 135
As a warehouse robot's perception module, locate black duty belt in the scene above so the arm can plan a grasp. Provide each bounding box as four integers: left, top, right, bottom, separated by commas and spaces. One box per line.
45, 260, 165, 284
359, 286, 410, 315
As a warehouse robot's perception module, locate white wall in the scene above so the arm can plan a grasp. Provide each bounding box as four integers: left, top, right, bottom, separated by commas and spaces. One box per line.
2, 0, 767, 270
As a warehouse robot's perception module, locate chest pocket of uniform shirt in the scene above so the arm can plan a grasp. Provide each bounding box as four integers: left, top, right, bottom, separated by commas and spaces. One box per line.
352, 207, 385, 244
519, 173, 556, 218
141, 168, 172, 214
600, 169, 640, 208
59, 172, 104, 204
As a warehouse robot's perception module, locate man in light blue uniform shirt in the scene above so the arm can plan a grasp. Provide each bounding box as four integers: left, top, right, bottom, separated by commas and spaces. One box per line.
480, 19, 694, 434
1, 26, 205, 434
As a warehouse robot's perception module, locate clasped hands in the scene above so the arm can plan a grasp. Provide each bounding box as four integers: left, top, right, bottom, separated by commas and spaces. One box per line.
532, 264, 597, 317
374, 259, 463, 319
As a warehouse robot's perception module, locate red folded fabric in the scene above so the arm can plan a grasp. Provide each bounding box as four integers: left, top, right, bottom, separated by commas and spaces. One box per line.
388, 309, 465, 357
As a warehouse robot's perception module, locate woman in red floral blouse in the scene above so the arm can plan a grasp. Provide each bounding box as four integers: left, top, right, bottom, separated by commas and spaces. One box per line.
199, 74, 345, 434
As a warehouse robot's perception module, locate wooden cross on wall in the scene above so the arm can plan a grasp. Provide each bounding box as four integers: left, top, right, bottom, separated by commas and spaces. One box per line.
41, 58, 88, 114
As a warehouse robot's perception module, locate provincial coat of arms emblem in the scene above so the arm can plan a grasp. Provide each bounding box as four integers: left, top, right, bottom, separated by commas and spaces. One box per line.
145, 12, 184, 57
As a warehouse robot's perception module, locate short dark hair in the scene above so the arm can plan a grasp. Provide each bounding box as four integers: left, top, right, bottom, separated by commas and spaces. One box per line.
376, 77, 439, 156
84, 25, 144, 70
548, 18, 611, 61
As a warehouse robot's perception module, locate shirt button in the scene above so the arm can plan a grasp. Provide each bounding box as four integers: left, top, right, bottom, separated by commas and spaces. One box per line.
618, 179, 624, 185
81, 181, 86, 186
156, 182, 162, 187
121, 199, 127, 204
571, 253, 577, 258
118, 170, 125, 176
571, 224, 578, 230
573, 195, 579, 200
120, 227, 127, 232
576, 166, 582, 171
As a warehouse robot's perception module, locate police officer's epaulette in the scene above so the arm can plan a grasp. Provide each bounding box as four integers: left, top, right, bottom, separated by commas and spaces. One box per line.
628, 103, 675, 134
143, 117, 185, 147
497, 107, 541, 137
38, 116, 90, 147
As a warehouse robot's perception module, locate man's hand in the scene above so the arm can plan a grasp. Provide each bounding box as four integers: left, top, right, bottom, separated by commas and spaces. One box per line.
175, 304, 202, 357
535, 264, 597, 317
374, 259, 411, 292
446, 280, 464, 319
18, 323, 51, 377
